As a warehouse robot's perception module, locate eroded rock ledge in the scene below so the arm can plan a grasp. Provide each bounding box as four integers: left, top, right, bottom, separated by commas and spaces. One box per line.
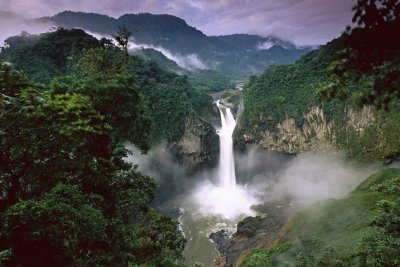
242, 105, 375, 154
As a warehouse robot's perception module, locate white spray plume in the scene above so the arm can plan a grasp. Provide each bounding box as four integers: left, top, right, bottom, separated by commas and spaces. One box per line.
125, 145, 378, 221
268, 152, 376, 207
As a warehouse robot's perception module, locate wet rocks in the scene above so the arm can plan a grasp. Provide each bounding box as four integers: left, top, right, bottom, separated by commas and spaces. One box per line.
210, 202, 296, 267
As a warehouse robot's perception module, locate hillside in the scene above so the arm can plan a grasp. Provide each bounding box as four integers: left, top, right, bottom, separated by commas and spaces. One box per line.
239, 168, 400, 266
0, 28, 218, 167
35, 11, 311, 78
238, 36, 400, 162
0, 37, 190, 266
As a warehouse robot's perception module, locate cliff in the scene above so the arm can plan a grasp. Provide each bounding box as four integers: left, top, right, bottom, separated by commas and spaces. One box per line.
239, 35, 400, 161
240, 105, 375, 154
170, 116, 219, 170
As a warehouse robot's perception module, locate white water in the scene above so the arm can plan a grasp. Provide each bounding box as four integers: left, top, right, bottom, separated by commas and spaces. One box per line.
189, 100, 258, 220
216, 100, 237, 189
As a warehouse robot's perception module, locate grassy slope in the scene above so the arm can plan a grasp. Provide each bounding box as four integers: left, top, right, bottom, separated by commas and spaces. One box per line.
241, 168, 400, 266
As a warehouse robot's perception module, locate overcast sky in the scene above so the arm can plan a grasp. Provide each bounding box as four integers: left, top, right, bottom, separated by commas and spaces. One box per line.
0, 0, 355, 45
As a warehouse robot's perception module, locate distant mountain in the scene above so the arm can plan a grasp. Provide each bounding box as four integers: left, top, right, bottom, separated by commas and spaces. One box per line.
133, 48, 184, 73
38, 11, 212, 55
211, 34, 298, 51
38, 11, 311, 78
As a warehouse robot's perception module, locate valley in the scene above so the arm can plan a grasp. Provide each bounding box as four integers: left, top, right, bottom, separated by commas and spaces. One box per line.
0, 1, 399, 266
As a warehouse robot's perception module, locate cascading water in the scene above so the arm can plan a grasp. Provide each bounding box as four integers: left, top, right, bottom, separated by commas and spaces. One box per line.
178, 99, 260, 264
216, 100, 237, 189
188, 99, 258, 221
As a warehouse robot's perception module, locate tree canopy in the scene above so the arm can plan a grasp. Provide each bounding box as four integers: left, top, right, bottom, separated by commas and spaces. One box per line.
0, 46, 185, 266
320, 0, 400, 110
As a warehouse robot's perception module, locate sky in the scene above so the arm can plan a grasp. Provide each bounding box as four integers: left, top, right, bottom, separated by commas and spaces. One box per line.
0, 0, 355, 45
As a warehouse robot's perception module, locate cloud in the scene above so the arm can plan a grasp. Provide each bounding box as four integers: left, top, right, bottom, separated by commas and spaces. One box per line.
126, 141, 376, 220
1, 0, 354, 45
0, 12, 54, 46
267, 152, 376, 207
129, 40, 207, 69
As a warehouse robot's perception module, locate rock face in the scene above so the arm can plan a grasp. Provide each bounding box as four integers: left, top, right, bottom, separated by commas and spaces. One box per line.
346, 105, 375, 134
211, 202, 297, 267
242, 105, 375, 154
170, 116, 219, 169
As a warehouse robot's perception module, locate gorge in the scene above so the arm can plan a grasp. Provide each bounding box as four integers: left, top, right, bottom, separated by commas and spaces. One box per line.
1, 2, 399, 266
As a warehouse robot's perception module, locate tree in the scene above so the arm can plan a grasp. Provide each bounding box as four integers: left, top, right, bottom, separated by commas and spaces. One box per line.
320, 0, 400, 110
67, 45, 151, 151
0, 61, 112, 211
351, 0, 400, 28
71, 45, 125, 81
0, 61, 186, 266
357, 169, 400, 266
2, 184, 108, 267
358, 199, 400, 266
114, 26, 132, 63
240, 249, 273, 267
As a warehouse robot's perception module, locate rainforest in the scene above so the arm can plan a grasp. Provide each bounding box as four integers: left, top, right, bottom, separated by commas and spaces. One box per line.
0, 0, 399, 266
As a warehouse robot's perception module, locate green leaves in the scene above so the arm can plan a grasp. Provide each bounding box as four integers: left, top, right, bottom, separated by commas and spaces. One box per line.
1, 49, 186, 266
241, 249, 273, 267
2, 185, 108, 266
37, 92, 109, 136
321, 0, 400, 110
357, 197, 400, 267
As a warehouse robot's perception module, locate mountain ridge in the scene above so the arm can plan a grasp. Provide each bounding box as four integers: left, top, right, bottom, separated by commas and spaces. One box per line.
32, 10, 312, 77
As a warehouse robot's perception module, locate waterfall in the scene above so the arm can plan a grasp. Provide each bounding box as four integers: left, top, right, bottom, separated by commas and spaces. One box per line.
216, 100, 237, 189
189, 100, 257, 219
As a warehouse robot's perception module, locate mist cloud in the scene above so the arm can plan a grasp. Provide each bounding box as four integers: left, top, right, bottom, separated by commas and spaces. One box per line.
126, 143, 377, 219
0, 13, 54, 46
267, 152, 376, 207
130, 41, 207, 70
1, 0, 354, 46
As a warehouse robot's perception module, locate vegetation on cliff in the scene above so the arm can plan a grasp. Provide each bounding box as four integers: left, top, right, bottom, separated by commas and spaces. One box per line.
240, 0, 400, 162
241, 37, 346, 130
241, 1, 400, 265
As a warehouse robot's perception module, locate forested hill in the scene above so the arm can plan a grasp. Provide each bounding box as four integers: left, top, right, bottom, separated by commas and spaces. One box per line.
0, 28, 214, 147
33, 11, 311, 77
239, 29, 400, 162
0, 27, 194, 265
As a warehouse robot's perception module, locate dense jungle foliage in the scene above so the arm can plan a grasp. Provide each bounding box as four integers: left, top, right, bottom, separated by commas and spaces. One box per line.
241, 0, 400, 265
0, 28, 212, 266
0, 28, 214, 146
240, 0, 400, 162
